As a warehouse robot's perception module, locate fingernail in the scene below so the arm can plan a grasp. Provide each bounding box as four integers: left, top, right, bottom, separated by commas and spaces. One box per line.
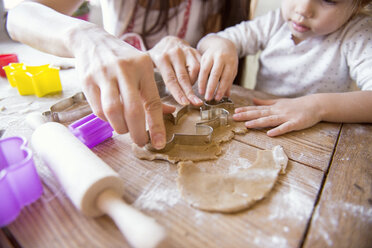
181, 96, 190, 105
193, 96, 203, 105
245, 121, 252, 127
153, 133, 165, 149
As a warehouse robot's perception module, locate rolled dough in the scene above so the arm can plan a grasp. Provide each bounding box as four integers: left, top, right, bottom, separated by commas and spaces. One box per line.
176, 146, 288, 213
132, 108, 247, 163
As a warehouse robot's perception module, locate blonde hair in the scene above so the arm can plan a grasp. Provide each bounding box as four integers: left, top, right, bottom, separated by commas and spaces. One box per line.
353, 0, 372, 16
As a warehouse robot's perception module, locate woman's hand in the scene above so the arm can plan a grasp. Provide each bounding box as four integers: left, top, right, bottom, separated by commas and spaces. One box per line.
148, 36, 203, 106
197, 35, 238, 101
70, 26, 170, 149
233, 96, 322, 136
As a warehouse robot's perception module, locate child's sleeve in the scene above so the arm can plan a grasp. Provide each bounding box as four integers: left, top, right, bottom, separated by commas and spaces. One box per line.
344, 16, 372, 91
216, 8, 284, 58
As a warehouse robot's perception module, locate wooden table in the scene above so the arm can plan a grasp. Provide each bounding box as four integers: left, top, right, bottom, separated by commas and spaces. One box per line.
1, 39, 371, 248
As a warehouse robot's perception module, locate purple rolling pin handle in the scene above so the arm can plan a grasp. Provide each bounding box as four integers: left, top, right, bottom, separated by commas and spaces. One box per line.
0, 136, 43, 227
69, 113, 113, 148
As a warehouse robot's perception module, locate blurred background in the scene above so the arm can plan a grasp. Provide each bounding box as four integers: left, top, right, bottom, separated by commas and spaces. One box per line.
0, 0, 282, 89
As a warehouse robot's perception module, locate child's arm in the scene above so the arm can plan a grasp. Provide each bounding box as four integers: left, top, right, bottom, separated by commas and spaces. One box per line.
197, 35, 238, 101
233, 91, 372, 136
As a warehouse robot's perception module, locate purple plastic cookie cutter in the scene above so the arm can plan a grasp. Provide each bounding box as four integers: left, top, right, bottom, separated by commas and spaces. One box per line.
0, 136, 43, 227
69, 113, 113, 148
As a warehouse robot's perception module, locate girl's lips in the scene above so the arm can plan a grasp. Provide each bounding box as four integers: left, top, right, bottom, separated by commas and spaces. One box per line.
292, 21, 310, 33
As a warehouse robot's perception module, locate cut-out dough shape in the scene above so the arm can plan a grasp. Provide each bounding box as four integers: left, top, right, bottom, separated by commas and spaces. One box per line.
132, 108, 246, 163
176, 146, 288, 213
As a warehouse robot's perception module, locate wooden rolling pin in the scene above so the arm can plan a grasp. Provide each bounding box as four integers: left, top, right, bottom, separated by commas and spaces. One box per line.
26, 113, 165, 248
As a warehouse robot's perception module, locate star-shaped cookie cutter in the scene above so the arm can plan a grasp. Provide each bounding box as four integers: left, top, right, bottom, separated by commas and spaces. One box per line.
146, 97, 234, 152
42, 92, 92, 123
3, 63, 62, 97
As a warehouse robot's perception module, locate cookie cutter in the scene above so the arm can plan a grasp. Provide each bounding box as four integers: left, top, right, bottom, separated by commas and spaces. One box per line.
69, 113, 113, 148
0, 54, 19, 77
0, 136, 43, 227
146, 97, 234, 153
42, 92, 92, 123
3, 63, 62, 97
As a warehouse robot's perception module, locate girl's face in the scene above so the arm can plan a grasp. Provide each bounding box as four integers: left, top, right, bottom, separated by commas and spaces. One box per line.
281, 0, 355, 43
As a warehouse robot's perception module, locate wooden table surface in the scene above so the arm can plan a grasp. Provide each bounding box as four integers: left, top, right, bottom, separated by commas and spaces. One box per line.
1, 39, 371, 248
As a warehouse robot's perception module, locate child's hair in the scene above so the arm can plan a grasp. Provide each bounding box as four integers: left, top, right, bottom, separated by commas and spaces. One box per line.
353, 0, 372, 16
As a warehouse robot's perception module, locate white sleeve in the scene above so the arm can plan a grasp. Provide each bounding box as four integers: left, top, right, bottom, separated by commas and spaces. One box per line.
343, 16, 372, 91
215, 8, 284, 58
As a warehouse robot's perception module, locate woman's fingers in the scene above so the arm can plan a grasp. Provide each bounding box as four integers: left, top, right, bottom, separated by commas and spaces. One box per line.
81, 79, 105, 120
139, 72, 167, 150
162, 103, 176, 114
100, 78, 128, 134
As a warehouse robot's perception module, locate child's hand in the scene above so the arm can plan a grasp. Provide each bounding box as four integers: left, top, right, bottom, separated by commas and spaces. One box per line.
148, 36, 203, 106
197, 35, 238, 101
233, 96, 322, 136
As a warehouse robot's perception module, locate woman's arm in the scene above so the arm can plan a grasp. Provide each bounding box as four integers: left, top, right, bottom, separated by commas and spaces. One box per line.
233, 91, 372, 136
7, 1, 86, 57
7, 1, 169, 150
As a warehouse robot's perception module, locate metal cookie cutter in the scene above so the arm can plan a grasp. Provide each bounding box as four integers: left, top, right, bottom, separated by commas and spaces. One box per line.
0, 136, 43, 227
146, 97, 234, 153
3, 63, 62, 97
200, 97, 234, 127
42, 92, 92, 123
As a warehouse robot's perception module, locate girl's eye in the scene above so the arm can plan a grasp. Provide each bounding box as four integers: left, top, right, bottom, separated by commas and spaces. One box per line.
323, 0, 337, 5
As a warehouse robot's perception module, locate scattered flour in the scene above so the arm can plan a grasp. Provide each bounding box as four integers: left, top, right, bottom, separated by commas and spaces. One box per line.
268, 183, 313, 222
133, 174, 181, 211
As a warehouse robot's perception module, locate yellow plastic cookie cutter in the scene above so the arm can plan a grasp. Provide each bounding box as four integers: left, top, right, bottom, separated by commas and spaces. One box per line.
3, 63, 62, 97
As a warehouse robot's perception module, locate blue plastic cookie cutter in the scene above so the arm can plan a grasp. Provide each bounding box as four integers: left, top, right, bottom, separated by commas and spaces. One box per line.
0, 136, 43, 227
69, 113, 114, 148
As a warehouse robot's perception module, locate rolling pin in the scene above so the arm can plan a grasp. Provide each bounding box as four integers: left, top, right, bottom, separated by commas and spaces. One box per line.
26, 113, 165, 248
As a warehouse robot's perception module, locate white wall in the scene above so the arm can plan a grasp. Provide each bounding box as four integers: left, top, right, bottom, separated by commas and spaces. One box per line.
241, 0, 282, 89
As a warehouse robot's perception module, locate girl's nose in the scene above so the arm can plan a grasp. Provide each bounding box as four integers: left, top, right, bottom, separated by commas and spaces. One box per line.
294, 0, 314, 18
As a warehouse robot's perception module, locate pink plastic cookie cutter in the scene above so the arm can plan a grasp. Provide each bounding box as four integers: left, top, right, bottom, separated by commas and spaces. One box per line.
2, 63, 62, 97
0, 54, 19, 78
0, 136, 43, 227
69, 113, 113, 148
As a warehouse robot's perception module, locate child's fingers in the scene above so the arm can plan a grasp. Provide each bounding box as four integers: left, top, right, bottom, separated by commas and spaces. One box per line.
267, 121, 297, 137
215, 63, 236, 101
170, 48, 202, 106
245, 115, 284, 129
186, 49, 201, 85
234, 105, 270, 113
156, 54, 190, 105
205, 62, 224, 101
233, 109, 271, 121
198, 56, 213, 96
252, 98, 277, 106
